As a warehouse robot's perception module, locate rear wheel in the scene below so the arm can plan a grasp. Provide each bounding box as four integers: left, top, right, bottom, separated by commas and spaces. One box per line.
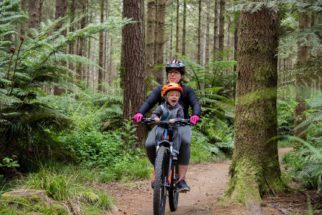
153, 146, 169, 215
169, 164, 179, 211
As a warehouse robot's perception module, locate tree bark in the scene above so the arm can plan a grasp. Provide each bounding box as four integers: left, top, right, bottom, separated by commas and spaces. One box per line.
75, 0, 87, 82
146, 0, 166, 86
55, 0, 67, 30
233, 12, 239, 72
196, 0, 202, 65
226, 6, 284, 208
175, 0, 179, 56
28, 0, 40, 28
213, 0, 218, 60
205, 0, 211, 65
20, 0, 28, 36
218, 0, 225, 60
122, 0, 146, 144
154, 0, 166, 84
146, 0, 156, 86
98, 0, 105, 91
181, 0, 187, 56
294, 13, 312, 144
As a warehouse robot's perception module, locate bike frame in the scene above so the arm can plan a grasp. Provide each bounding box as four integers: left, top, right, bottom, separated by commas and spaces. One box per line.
142, 118, 189, 215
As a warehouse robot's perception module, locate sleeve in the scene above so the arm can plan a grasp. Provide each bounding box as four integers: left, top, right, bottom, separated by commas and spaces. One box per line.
187, 86, 201, 116
137, 85, 162, 115
151, 105, 163, 119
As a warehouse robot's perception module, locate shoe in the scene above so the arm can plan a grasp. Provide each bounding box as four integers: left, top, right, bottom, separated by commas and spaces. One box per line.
176, 180, 190, 192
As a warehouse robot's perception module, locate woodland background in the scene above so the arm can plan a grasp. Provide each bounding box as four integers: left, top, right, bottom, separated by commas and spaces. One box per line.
0, 0, 321, 214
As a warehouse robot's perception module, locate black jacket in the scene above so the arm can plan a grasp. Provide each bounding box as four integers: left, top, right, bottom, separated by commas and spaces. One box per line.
137, 84, 201, 118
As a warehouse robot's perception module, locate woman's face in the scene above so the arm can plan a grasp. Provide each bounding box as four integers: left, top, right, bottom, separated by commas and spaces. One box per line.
167, 69, 182, 83
166, 91, 180, 107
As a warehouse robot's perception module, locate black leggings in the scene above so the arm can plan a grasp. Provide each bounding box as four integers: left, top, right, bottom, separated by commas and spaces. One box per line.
145, 126, 191, 165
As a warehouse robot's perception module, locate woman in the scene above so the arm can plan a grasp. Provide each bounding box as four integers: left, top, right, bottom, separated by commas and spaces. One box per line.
133, 60, 201, 192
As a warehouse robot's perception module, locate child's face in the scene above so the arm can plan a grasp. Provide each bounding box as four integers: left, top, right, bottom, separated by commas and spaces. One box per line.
166, 91, 180, 107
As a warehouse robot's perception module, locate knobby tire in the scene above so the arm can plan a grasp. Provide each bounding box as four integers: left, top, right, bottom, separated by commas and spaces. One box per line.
153, 146, 169, 215
168, 164, 179, 211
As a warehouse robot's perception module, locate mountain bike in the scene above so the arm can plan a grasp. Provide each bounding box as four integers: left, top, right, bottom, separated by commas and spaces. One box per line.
142, 118, 190, 215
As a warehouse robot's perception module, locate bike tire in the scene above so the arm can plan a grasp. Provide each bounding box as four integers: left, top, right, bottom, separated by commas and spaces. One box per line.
169, 164, 179, 211
153, 146, 169, 215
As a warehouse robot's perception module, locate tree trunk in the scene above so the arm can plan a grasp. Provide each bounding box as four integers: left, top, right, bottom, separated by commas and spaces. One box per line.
68, 0, 77, 74
213, 0, 218, 60
53, 0, 68, 95
28, 0, 40, 28
146, 0, 156, 89
218, 0, 225, 60
181, 0, 187, 56
146, 0, 165, 86
205, 0, 210, 65
20, 0, 28, 36
98, 0, 105, 91
196, 0, 202, 65
122, 0, 146, 144
175, 0, 179, 55
55, 0, 67, 30
225, 6, 284, 208
154, 0, 166, 84
294, 13, 312, 143
77, 0, 87, 82
233, 13, 239, 72
38, 0, 44, 23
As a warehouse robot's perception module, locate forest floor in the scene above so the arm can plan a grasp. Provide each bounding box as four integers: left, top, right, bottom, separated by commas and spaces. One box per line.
100, 148, 321, 215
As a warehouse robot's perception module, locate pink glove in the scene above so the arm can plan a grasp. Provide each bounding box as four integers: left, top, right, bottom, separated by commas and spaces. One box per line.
190, 115, 200, 125
133, 113, 143, 123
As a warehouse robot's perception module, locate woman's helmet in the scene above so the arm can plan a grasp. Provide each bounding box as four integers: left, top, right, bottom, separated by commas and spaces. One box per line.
161, 82, 183, 97
165, 59, 185, 75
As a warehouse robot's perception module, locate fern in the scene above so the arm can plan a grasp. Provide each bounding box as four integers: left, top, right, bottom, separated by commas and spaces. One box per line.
0, 0, 129, 173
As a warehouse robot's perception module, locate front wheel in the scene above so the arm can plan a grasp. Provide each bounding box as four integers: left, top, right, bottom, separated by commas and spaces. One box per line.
153, 146, 169, 215
169, 164, 179, 211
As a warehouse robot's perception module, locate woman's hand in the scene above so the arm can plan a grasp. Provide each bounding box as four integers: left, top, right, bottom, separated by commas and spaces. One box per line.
154, 117, 160, 123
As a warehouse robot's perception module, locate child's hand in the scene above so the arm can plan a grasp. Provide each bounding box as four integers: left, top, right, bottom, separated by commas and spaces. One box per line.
169, 119, 175, 124
154, 117, 160, 123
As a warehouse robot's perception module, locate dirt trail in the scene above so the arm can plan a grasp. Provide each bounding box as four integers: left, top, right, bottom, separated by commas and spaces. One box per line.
103, 147, 313, 215
104, 160, 229, 215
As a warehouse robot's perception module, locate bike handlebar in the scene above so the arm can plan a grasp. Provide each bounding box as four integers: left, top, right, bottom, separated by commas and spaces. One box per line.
141, 118, 191, 126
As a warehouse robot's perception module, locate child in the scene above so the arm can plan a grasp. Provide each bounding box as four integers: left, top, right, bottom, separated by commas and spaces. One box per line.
151, 82, 184, 123
151, 82, 184, 160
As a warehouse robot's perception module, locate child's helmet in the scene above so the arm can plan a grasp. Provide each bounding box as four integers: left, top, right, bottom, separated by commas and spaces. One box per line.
161, 82, 183, 97
165, 59, 185, 75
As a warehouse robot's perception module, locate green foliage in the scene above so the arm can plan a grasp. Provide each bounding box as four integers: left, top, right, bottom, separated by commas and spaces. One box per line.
0, 0, 130, 174
179, 57, 235, 158
46, 92, 150, 181
0, 157, 19, 169
280, 93, 322, 191
283, 136, 322, 191
295, 95, 322, 144
99, 155, 151, 182
0, 197, 69, 215
59, 130, 123, 168
16, 165, 114, 213
191, 129, 226, 163
277, 97, 297, 146
120, 120, 138, 153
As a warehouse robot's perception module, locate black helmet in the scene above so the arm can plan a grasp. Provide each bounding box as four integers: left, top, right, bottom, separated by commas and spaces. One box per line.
165, 59, 185, 75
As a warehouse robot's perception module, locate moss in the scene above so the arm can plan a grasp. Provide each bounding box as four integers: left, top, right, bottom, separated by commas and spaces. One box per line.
226, 158, 262, 206
224, 155, 286, 208
0, 189, 69, 215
